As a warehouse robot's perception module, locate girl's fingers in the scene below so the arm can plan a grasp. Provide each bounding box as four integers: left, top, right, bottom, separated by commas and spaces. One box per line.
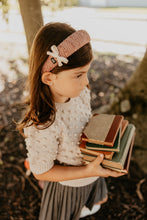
94, 155, 127, 177
88, 155, 127, 178
94, 154, 104, 164
103, 168, 126, 177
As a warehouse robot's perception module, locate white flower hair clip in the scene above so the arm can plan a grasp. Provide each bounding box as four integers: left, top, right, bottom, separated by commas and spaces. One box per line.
47, 45, 68, 67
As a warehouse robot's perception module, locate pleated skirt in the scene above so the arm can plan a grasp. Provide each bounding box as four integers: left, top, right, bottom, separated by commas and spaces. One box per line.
39, 177, 108, 220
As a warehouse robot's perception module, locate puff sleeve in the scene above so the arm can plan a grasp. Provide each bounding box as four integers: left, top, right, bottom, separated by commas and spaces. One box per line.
24, 124, 59, 174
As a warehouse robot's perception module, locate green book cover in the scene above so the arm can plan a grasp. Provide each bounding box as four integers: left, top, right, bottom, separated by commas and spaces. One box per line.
86, 128, 121, 152
102, 124, 135, 169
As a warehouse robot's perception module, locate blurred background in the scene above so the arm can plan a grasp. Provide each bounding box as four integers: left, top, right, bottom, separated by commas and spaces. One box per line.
0, 0, 147, 219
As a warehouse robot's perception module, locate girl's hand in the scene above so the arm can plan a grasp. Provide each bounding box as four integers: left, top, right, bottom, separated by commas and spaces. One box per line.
86, 154, 126, 178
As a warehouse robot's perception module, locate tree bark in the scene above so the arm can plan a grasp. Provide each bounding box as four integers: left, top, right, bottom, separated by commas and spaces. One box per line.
108, 50, 147, 173
18, 0, 43, 53
124, 49, 147, 103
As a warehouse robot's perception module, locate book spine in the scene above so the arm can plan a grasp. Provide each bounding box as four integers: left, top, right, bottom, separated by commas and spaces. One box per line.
104, 115, 123, 145
102, 124, 135, 169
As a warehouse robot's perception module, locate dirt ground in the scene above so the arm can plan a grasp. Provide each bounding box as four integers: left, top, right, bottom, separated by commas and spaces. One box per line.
0, 52, 147, 219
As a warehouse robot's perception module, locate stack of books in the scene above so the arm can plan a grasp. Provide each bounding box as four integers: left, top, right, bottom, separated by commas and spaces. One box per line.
80, 114, 136, 173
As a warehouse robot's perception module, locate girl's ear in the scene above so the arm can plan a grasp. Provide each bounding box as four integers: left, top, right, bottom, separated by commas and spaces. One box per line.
41, 72, 56, 86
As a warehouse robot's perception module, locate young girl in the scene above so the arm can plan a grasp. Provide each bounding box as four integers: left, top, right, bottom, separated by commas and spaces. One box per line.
18, 22, 125, 220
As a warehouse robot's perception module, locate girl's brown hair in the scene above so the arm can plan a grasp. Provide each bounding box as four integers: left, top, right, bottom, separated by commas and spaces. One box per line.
17, 22, 93, 134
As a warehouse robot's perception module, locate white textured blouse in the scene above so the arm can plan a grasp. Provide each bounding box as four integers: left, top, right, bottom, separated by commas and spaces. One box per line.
24, 87, 98, 187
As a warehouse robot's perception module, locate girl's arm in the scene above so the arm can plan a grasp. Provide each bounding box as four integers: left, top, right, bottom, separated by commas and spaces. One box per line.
33, 154, 125, 181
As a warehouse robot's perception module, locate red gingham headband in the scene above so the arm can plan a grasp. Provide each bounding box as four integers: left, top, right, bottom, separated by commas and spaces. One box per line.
41, 30, 91, 73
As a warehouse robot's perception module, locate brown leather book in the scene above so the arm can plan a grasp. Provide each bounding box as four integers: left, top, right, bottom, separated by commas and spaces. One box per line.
85, 128, 121, 152
82, 114, 124, 147
83, 124, 136, 173
79, 141, 114, 160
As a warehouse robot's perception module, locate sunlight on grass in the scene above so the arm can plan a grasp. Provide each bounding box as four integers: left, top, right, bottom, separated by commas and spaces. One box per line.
0, 5, 147, 93
99, 7, 147, 13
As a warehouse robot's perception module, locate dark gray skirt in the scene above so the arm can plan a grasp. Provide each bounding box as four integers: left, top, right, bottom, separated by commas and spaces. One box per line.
39, 177, 108, 220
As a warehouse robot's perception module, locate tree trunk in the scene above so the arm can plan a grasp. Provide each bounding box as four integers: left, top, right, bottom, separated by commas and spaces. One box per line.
18, 0, 43, 53
124, 49, 147, 103
108, 50, 147, 173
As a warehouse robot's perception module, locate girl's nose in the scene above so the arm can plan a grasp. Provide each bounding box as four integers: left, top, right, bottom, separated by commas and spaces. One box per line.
84, 74, 89, 86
